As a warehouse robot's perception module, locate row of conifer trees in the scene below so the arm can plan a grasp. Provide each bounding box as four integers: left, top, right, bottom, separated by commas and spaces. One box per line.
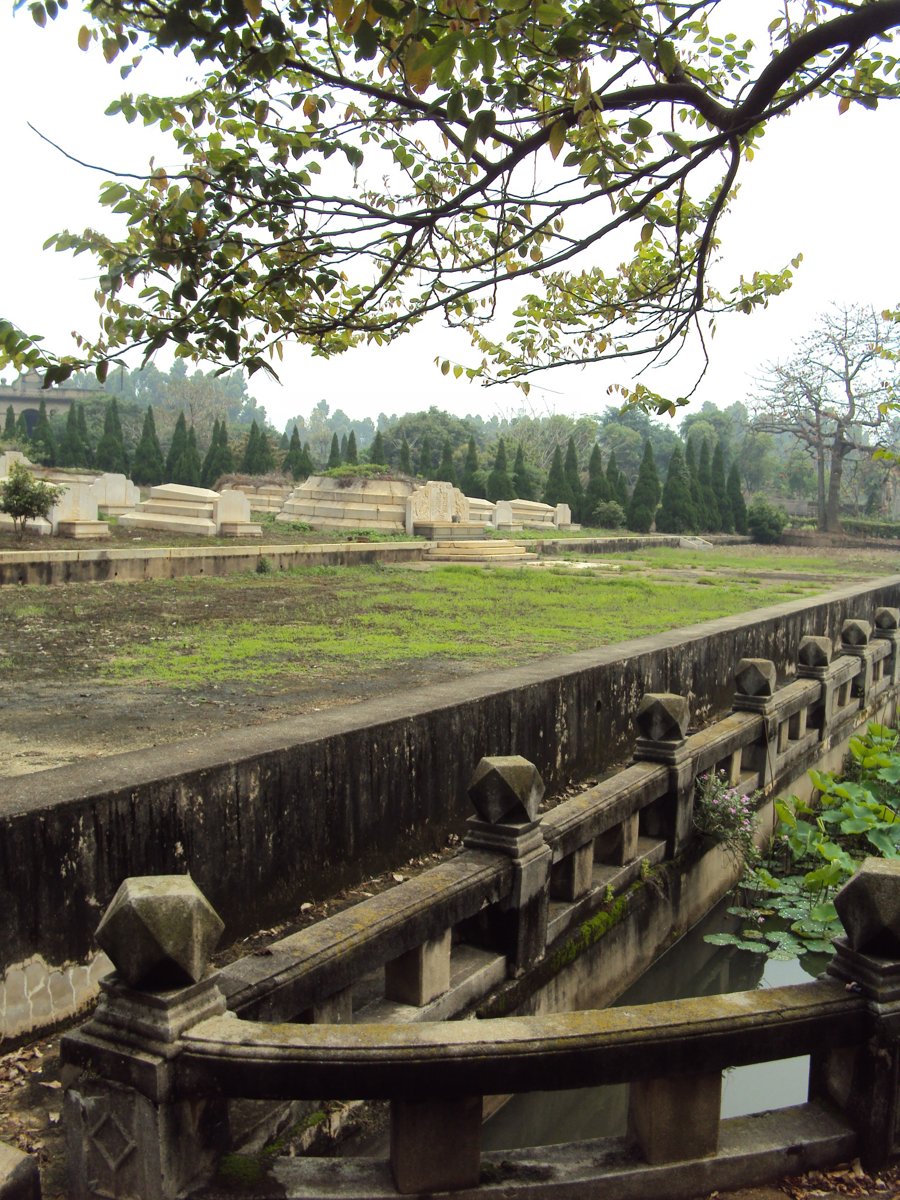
6, 400, 748, 534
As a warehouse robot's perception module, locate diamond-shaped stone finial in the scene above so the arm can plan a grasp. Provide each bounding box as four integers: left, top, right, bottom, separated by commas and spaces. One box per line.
635, 693, 689, 743
834, 858, 900, 958
798, 635, 832, 668
468, 756, 544, 824
96, 875, 225, 990
875, 607, 900, 631
734, 658, 776, 698
841, 618, 871, 647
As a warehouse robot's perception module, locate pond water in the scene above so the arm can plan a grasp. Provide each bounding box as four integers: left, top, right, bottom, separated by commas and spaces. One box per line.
482, 902, 830, 1151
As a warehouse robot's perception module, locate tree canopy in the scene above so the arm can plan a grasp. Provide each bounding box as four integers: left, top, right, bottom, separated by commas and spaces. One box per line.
5, 1, 900, 409
750, 305, 900, 531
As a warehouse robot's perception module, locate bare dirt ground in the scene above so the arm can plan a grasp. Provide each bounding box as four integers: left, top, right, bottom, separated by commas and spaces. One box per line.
2, 540, 898, 780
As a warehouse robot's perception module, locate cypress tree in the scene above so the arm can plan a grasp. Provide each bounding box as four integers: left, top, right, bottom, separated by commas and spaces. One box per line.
95, 398, 129, 474
606, 450, 629, 509
626, 442, 660, 533
201, 418, 223, 488
712, 442, 733, 533
298, 442, 314, 478
132, 406, 165, 486
697, 439, 720, 531
76, 404, 93, 466
254, 426, 275, 474
346, 430, 358, 465
240, 421, 261, 474
486, 437, 515, 501
4, 405, 16, 439
434, 438, 457, 486
512, 443, 536, 500
728, 462, 748, 535
30, 399, 56, 466
339, 433, 348, 462
217, 421, 235, 477
459, 438, 480, 496
176, 425, 202, 486
542, 445, 574, 509
166, 412, 189, 480
279, 429, 290, 450
417, 434, 433, 477
369, 430, 386, 465
398, 437, 412, 474
57, 405, 80, 467
14, 412, 29, 444
685, 436, 702, 520
656, 444, 696, 533
564, 436, 584, 521
282, 424, 302, 479
327, 432, 341, 469
584, 444, 610, 519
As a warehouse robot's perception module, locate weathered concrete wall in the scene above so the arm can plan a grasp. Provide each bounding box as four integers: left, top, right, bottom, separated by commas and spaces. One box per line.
0, 541, 425, 585
2, 577, 899, 1039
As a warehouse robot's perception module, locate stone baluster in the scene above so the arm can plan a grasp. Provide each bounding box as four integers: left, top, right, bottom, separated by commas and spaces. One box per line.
632, 693, 693, 856
797, 634, 837, 735
62, 876, 227, 1200
812, 858, 900, 1172
463, 756, 551, 976
731, 658, 778, 788
840, 618, 874, 703
874, 607, 900, 687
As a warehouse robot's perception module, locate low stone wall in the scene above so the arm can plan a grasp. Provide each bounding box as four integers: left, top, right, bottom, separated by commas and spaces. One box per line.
2, 577, 900, 1040
0, 540, 425, 585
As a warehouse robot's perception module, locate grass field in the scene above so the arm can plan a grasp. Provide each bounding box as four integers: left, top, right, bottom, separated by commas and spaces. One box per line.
3, 542, 896, 690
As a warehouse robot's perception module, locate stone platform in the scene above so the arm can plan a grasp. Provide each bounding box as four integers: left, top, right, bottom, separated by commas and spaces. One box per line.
423, 540, 534, 563
278, 476, 412, 533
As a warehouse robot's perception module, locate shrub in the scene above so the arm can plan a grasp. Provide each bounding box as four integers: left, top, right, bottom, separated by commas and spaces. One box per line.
591, 500, 626, 529
0, 462, 65, 539
322, 463, 396, 483
747, 499, 787, 544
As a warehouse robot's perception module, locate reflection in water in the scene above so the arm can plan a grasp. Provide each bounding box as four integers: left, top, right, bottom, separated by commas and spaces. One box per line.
482, 902, 827, 1151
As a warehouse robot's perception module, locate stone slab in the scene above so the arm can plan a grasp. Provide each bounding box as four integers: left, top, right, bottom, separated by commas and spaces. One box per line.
118, 512, 217, 537
150, 483, 220, 501
0, 1141, 40, 1200
56, 520, 111, 540
263, 1102, 854, 1199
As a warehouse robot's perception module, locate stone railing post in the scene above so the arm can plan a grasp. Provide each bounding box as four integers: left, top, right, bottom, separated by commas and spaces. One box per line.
812, 859, 900, 1172
797, 634, 837, 735
632, 694, 693, 856
463, 756, 551, 976
840, 618, 874, 703
731, 658, 778, 787
874, 607, 900, 687
62, 876, 228, 1200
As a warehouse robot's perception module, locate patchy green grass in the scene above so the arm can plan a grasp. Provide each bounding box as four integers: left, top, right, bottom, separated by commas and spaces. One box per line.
98, 564, 814, 687
3, 544, 896, 696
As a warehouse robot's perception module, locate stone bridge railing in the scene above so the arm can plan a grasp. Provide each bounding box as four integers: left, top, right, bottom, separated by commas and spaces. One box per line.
59, 610, 900, 1197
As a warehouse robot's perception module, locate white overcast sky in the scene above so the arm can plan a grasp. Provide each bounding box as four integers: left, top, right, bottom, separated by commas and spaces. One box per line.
1, 4, 899, 430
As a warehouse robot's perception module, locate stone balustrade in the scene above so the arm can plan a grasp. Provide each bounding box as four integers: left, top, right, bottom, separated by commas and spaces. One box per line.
59, 611, 900, 1197
62, 859, 900, 1198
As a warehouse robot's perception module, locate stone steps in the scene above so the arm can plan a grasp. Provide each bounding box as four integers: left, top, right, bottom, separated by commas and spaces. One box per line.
424, 541, 534, 563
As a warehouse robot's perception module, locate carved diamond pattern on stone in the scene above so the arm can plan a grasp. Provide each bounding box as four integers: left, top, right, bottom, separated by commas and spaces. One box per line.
95, 875, 225, 989
798, 636, 832, 668
834, 858, 900, 958
734, 659, 776, 698
635, 694, 689, 742
841, 618, 872, 647
468, 756, 545, 824
88, 1109, 137, 1176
